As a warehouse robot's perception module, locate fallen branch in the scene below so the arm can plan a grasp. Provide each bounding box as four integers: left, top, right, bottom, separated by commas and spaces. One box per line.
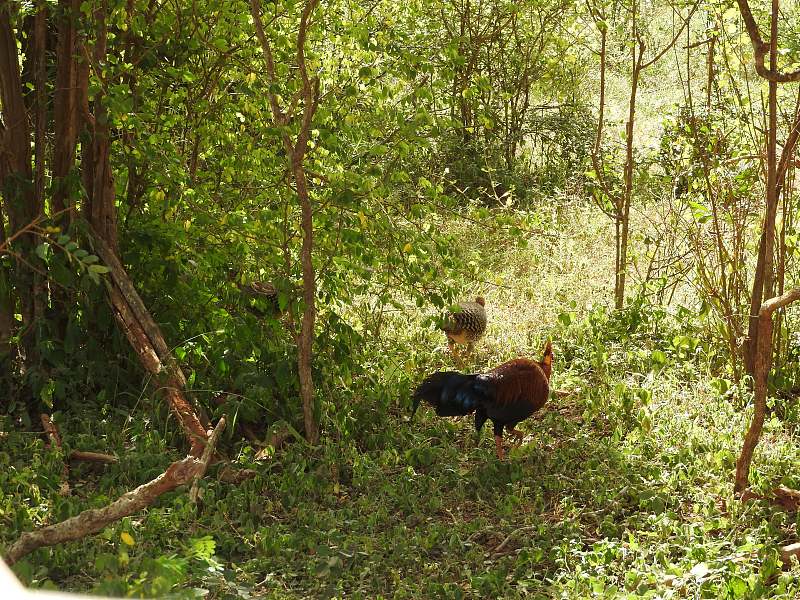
68, 451, 119, 464
189, 417, 226, 503
4, 456, 202, 565
772, 486, 800, 512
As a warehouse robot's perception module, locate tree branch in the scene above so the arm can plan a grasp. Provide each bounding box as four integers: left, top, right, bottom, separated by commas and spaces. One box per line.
189, 416, 226, 503
5, 457, 203, 565
735, 0, 800, 82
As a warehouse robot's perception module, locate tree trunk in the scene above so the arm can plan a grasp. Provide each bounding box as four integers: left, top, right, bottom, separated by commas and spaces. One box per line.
744, 0, 780, 375
52, 0, 81, 218
706, 34, 715, 110
0, 2, 42, 366
249, 0, 320, 444
83, 0, 118, 253
294, 163, 318, 444
616, 36, 643, 310
0, 204, 12, 357
735, 288, 800, 492
33, 0, 47, 210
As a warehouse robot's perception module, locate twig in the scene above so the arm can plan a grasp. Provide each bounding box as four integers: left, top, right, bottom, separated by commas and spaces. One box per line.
189, 416, 226, 503
493, 525, 537, 554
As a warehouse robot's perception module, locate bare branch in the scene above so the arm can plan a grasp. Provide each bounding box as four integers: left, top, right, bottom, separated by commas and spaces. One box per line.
5, 457, 203, 565
641, 2, 700, 70
69, 451, 119, 464
189, 416, 227, 503
735, 0, 800, 82
248, 0, 288, 128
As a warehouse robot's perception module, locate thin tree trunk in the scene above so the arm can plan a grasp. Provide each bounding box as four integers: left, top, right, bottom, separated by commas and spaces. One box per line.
608, 1, 692, 309
706, 35, 715, 110
249, 0, 320, 443
762, 0, 779, 304
735, 287, 800, 492
0, 203, 12, 356
52, 0, 81, 218
33, 0, 47, 208
84, 0, 118, 252
594, 21, 606, 159
616, 35, 643, 310
294, 164, 318, 444
742, 0, 793, 375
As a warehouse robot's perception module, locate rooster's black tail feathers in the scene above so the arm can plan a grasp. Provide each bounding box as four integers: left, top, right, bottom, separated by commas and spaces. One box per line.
411, 371, 492, 418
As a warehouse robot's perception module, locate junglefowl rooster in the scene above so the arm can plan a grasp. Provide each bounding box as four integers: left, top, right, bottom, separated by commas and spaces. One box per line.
440, 297, 487, 358
412, 341, 553, 459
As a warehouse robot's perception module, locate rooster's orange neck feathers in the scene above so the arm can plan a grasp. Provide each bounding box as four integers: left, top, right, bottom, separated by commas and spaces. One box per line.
540, 341, 553, 380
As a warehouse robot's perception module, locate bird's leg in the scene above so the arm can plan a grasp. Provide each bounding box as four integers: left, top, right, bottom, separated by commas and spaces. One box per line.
494, 435, 505, 460
450, 341, 466, 368
474, 428, 483, 447
508, 428, 525, 446
474, 410, 487, 450
448, 338, 458, 358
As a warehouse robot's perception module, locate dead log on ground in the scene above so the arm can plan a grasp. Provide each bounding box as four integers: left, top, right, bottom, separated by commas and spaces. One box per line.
4, 457, 202, 565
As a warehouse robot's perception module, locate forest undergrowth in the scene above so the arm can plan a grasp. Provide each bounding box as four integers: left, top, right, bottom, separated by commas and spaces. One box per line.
2, 201, 799, 599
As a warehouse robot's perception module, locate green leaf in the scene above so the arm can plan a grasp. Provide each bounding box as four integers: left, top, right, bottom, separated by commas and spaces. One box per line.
651, 350, 666, 365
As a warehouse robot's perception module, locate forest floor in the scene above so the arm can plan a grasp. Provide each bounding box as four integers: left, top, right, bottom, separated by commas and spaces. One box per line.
3, 201, 800, 598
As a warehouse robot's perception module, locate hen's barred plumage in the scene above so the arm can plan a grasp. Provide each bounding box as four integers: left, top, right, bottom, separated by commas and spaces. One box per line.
413, 342, 553, 459
440, 297, 487, 354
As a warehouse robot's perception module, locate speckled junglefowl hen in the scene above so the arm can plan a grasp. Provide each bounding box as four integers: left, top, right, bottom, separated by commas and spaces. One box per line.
440, 297, 487, 356
412, 342, 553, 459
